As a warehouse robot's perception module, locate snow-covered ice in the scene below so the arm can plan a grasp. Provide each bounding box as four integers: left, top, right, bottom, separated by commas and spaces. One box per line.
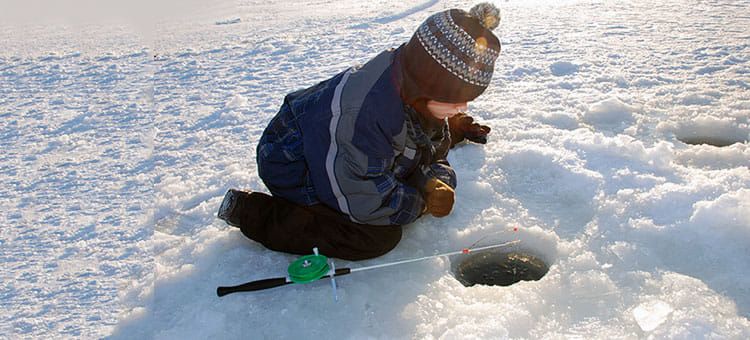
1, 0, 749, 338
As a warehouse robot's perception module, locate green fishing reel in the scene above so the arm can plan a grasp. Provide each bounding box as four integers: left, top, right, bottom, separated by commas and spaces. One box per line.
287, 249, 331, 284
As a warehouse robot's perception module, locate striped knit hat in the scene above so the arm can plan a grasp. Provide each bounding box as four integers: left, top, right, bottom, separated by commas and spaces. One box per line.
400, 3, 501, 104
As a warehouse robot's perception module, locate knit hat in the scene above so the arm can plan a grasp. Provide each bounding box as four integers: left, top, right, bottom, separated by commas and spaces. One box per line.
399, 3, 501, 105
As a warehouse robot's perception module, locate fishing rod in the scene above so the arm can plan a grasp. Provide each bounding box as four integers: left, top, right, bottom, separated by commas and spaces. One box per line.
216, 240, 521, 297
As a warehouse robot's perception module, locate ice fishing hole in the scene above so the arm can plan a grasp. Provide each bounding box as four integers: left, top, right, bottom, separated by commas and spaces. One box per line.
676, 136, 747, 147
452, 249, 549, 287
672, 121, 749, 147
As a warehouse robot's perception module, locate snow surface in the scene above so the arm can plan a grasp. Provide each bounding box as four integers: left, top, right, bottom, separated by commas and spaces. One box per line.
2, 0, 750, 338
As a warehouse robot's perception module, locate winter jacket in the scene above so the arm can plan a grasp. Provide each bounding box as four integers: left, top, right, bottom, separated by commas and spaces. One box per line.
257, 47, 456, 226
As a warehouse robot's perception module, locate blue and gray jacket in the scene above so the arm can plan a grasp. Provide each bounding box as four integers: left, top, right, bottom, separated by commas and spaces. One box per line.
257, 48, 456, 226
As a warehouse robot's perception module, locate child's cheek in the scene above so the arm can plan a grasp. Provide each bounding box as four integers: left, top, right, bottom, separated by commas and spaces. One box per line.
432, 111, 449, 119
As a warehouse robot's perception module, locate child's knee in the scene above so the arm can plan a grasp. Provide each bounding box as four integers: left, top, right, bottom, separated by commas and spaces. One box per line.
346, 226, 403, 261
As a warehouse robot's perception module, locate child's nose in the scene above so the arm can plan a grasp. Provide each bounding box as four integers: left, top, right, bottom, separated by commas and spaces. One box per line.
455, 103, 468, 112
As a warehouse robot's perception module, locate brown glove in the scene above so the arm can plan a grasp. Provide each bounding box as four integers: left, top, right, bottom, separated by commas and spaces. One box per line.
423, 178, 455, 217
448, 113, 492, 148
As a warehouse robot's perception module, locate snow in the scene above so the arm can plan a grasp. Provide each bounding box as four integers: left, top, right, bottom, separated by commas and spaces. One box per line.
1, 0, 750, 338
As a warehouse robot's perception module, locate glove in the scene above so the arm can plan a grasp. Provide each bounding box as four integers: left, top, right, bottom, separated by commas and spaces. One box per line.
448, 113, 492, 147
423, 178, 455, 217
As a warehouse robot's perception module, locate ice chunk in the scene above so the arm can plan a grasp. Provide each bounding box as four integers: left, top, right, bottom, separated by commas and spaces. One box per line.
632, 300, 673, 332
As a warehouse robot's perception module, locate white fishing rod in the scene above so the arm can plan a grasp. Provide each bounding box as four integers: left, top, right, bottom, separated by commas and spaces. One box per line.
217, 240, 520, 297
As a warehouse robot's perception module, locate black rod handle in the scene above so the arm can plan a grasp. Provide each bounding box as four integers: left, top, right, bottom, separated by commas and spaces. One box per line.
217, 277, 290, 297
216, 267, 352, 297
333, 267, 351, 276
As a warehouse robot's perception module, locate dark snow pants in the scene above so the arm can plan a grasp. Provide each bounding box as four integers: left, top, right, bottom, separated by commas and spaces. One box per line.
230, 191, 402, 261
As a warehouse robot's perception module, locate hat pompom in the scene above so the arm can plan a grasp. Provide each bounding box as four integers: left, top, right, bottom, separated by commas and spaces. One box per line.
469, 3, 501, 30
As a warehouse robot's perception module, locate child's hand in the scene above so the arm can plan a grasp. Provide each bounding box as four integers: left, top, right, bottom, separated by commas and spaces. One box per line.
448, 113, 492, 146
424, 178, 455, 217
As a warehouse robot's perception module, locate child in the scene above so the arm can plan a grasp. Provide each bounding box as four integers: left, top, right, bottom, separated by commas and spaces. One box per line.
218, 3, 501, 260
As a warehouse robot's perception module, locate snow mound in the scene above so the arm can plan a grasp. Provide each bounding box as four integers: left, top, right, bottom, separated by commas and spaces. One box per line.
532, 111, 580, 130
582, 97, 637, 129
549, 61, 580, 76
216, 18, 241, 26
690, 189, 750, 241
491, 146, 602, 237
681, 93, 719, 106
225, 94, 248, 109
675, 143, 750, 169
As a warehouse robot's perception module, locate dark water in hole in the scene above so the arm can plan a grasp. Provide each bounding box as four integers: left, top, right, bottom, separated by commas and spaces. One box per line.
453, 251, 549, 287
677, 136, 747, 147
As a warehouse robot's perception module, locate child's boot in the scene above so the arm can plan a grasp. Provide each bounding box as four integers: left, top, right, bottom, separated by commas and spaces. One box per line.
217, 189, 252, 227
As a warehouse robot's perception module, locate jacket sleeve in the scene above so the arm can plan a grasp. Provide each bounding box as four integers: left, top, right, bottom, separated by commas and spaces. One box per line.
405, 126, 457, 193
406, 159, 457, 195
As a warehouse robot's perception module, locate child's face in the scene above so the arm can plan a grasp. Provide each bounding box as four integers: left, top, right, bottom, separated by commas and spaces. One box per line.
425, 100, 468, 120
